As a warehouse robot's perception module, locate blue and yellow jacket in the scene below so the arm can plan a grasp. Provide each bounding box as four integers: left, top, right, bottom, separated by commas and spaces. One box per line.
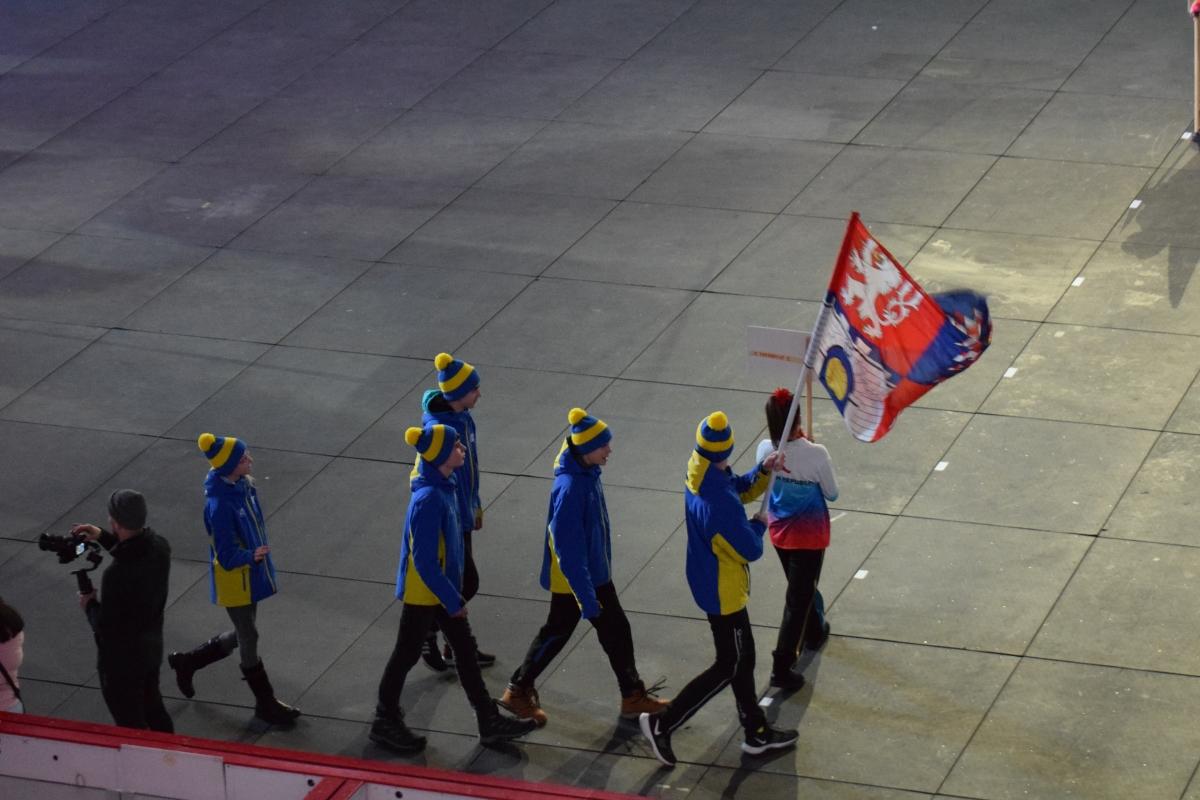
683, 452, 771, 616
396, 460, 466, 614
420, 389, 481, 533
203, 470, 278, 608
539, 443, 613, 619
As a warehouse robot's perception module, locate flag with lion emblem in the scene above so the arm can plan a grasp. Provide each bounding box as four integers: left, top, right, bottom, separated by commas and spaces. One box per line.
805, 213, 992, 442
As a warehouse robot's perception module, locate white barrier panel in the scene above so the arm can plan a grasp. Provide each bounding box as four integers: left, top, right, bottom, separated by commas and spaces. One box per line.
0, 712, 641, 800
225, 763, 322, 800
363, 786, 476, 800
0, 733, 120, 789
120, 745, 225, 800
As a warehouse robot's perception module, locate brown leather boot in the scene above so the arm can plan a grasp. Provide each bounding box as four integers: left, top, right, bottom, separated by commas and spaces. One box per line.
498, 683, 548, 727
620, 680, 669, 719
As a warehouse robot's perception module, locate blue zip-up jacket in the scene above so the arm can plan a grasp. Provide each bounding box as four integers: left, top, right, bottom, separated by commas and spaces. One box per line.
420, 389, 480, 534
203, 470, 278, 607
539, 443, 613, 619
396, 460, 466, 614
682, 452, 770, 616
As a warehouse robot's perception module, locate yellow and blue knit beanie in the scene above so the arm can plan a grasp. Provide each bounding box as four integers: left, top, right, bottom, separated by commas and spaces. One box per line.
435, 352, 480, 402
405, 424, 459, 467
695, 411, 734, 462
198, 433, 246, 477
567, 407, 611, 455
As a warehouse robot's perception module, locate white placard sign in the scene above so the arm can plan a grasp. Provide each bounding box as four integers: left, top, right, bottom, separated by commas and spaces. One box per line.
747, 325, 809, 382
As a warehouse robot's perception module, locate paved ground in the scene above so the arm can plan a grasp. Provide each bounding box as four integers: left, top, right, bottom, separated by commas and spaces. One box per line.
2, 0, 1200, 798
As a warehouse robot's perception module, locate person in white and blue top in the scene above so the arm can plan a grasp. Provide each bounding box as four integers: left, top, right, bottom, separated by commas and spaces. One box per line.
757, 388, 839, 689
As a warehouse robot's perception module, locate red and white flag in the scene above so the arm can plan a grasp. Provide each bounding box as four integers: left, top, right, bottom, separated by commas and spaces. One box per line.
804, 213, 992, 442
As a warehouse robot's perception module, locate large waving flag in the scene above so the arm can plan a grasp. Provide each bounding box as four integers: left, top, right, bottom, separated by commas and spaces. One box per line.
805, 213, 991, 442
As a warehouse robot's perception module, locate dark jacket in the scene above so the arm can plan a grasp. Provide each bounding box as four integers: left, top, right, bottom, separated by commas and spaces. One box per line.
85, 528, 171, 674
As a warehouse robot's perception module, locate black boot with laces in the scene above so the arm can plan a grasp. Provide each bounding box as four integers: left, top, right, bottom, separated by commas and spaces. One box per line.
370, 711, 426, 754
475, 700, 538, 745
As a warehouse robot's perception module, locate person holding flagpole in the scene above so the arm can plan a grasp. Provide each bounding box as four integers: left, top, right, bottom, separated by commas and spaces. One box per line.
743, 211, 988, 694
757, 388, 838, 689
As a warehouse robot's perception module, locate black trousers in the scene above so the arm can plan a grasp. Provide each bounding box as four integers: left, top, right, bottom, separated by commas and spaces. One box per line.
658, 608, 765, 735
99, 666, 174, 733
774, 547, 825, 667
377, 602, 489, 718
461, 530, 479, 602
509, 583, 639, 695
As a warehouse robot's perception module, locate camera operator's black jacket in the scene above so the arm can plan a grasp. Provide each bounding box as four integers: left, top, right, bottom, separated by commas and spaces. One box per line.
84, 528, 171, 674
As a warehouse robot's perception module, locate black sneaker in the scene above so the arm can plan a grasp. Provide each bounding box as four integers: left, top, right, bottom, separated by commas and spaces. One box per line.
370, 716, 427, 754
442, 642, 496, 669
741, 724, 799, 756
639, 711, 676, 768
769, 667, 807, 691
421, 634, 448, 672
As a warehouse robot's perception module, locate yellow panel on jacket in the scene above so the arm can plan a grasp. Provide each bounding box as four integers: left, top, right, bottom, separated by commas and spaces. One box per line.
403, 532, 446, 606
711, 533, 751, 615
212, 558, 251, 608
547, 526, 572, 595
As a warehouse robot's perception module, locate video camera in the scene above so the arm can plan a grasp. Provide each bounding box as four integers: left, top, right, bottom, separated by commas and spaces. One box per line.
38, 532, 103, 593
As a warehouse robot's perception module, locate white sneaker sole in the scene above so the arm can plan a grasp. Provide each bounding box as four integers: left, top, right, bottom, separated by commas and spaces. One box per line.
741, 734, 798, 755
638, 713, 676, 767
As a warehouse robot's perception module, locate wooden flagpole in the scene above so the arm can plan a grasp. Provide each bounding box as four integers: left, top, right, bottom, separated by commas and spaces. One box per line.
1194, 3, 1200, 141
759, 363, 811, 515
806, 360, 814, 441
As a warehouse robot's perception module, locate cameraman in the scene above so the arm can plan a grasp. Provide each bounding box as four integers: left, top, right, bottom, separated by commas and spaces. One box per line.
71, 490, 173, 733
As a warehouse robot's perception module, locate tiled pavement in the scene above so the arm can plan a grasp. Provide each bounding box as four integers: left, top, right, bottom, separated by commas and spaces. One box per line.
2, 1, 1200, 798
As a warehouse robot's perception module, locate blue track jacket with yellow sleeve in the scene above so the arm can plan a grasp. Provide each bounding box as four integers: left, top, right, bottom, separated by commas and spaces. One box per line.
204, 470, 278, 608
539, 444, 613, 619
683, 452, 770, 616
395, 460, 465, 614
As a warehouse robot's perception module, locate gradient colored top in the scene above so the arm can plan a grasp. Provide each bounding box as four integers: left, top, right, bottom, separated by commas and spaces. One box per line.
756, 438, 838, 550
